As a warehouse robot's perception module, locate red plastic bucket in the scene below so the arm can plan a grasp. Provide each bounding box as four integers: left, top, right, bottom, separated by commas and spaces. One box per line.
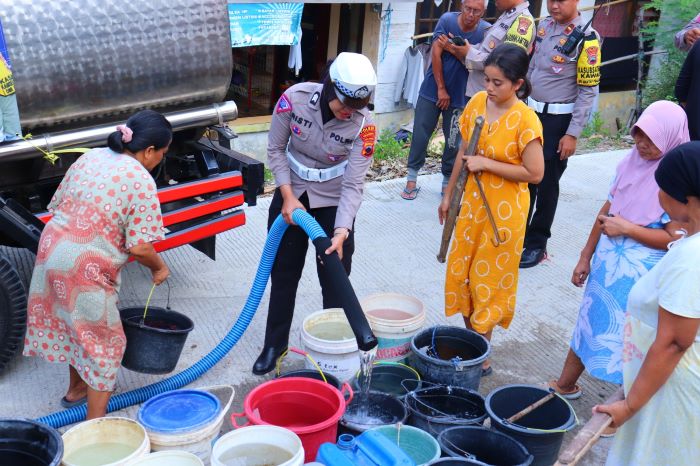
231, 377, 353, 462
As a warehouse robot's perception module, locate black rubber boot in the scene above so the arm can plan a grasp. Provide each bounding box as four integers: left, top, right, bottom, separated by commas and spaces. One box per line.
252, 346, 287, 375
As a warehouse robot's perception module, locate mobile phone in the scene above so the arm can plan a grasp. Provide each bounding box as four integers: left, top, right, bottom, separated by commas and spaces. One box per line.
450, 36, 466, 46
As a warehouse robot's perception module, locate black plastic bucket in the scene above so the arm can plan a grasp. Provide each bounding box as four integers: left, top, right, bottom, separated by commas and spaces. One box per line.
0, 418, 63, 466
405, 384, 486, 436
410, 326, 490, 390
277, 369, 341, 390
486, 385, 576, 466
438, 426, 533, 466
120, 306, 194, 374
428, 459, 487, 466
340, 391, 408, 434
349, 362, 421, 399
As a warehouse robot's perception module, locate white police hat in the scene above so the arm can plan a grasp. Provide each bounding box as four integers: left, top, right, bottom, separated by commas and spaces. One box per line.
329, 52, 377, 103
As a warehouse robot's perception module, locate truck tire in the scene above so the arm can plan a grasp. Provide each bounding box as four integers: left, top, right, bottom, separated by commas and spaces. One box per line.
0, 254, 28, 372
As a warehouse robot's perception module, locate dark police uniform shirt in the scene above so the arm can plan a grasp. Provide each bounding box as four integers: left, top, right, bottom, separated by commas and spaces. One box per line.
267, 82, 376, 230
528, 15, 601, 138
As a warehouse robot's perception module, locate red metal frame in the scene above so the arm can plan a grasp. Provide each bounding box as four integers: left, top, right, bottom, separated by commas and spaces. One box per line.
157, 171, 242, 204
162, 191, 244, 227
154, 210, 246, 253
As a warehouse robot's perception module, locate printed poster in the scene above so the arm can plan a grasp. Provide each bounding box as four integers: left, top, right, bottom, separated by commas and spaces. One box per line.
228, 3, 303, 47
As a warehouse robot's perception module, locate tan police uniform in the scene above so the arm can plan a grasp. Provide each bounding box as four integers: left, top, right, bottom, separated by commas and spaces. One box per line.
261, 81, 377, 354
464, 1, 535, 97
267, 82, 375, 231
521, 14, 601, 261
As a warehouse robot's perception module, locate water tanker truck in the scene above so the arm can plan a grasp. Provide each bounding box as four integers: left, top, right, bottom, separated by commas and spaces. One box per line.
0, 0, 264, 372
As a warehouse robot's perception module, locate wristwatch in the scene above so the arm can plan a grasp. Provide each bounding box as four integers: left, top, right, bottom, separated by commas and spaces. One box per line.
333, 227, 350, 240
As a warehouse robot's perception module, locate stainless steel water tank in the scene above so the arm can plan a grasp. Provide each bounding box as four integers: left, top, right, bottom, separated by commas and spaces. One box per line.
0, 0, 233, 129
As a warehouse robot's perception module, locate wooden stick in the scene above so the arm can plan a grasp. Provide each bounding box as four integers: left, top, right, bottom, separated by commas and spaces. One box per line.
437, 116, 484, 263
506, 392, 556, 424
554, 387, 625, 466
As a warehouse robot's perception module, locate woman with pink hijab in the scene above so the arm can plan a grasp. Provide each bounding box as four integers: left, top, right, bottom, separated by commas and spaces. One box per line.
548, 101, 689, 400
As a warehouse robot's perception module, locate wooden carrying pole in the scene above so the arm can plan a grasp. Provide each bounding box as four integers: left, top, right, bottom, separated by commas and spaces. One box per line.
554, 387, 625, 466
506, 392, 556, 424
437, 116, 484, 263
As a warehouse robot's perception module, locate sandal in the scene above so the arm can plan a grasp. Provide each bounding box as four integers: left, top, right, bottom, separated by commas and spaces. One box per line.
547, 379, 582, 400
401, 186, 420, 200
60, 395, 87, 409
600, 426, 617, 438
482, 366, 493, 377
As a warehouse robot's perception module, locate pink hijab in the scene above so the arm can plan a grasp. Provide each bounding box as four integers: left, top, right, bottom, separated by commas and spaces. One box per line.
609, 100, 690, 225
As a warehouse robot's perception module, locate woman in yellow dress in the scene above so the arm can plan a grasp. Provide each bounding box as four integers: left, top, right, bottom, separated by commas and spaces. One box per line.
439, 44, 544, 374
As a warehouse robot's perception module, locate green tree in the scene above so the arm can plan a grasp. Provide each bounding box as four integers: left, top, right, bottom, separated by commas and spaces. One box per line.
642, 0, 700, 106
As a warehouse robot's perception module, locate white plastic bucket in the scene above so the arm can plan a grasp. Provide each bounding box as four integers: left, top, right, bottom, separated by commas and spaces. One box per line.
301, 308, 359, 382
125, 450, 204, 466
145, 385, 235, 464
211, 425, 304, 466
361, 293, 426, 363
61, 417, 150, 466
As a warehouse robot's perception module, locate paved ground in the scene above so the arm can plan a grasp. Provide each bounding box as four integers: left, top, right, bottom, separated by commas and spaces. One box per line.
0, 149, 628, 465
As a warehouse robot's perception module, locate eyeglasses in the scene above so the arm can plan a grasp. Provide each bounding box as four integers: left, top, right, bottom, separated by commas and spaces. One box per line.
462, 7, 484, 16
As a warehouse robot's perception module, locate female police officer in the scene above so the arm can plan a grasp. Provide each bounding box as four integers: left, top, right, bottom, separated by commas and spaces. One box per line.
253, 52, 378, 375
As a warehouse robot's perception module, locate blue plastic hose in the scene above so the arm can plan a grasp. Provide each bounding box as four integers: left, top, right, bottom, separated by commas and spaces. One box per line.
37, 210, 326, 428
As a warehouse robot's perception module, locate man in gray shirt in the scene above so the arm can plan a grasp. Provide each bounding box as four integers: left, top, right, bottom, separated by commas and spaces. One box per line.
675, 12, 700, 51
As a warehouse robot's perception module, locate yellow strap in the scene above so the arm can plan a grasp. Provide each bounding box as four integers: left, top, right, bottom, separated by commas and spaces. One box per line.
21, 133, 91, 164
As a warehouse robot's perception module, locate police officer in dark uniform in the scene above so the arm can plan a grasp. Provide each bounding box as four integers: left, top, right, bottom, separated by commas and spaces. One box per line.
253, 53, 378, 375
520, 0, 601, 267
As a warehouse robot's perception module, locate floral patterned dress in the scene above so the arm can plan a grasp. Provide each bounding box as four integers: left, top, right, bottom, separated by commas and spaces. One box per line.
445, 91, 543, 334
570, 195, 668, 384
23, 148, 164, 391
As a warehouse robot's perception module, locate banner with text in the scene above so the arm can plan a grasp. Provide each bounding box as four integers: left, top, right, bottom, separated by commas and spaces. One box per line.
228, 3, 303, 47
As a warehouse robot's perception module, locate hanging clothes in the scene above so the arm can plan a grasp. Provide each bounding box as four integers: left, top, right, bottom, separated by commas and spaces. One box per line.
288, 24, 302, 76
394, 45, 426, 108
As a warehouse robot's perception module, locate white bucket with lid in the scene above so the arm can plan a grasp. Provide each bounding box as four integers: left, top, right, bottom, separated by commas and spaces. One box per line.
211, 425, 304, 466
360, 293, 426, 363
61, 417, 150, 466
143, 385, 235, 464
125, 450, 204, 466
301, 308, 359, 382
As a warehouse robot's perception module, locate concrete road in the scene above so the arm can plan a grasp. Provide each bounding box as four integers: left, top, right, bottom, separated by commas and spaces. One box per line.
0, 149, 628, 465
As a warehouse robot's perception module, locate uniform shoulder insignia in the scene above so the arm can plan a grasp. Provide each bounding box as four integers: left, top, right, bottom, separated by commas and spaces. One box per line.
576, 35, 601, 87
505, 14, 534, 50
309, 91, 320, 106
275, 94, 292, 114
360, 124, 376, 158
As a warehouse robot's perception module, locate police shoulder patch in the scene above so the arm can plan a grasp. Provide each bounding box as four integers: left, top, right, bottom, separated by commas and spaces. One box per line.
360, 124, 376, 158
505, 14, 534, 50
310, 92, 320, 106
275, 94, 292, 114
576, 35, 601, 87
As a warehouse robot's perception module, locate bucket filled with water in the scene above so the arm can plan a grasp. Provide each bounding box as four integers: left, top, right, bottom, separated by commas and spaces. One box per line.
405, 384, 487, 436
349, 361, 421, 400
61, 417, 150, 466
230, 377, 352, 463
138, 386, 233, 464
301, 309, 360, 382
0, 418, 63, 466
410, 326, 490, 390
361, 293, 426, 363
485, 385, 576, 466
120, 306, 194, 374
340, 391, 408, 434
211, 425, 304, 466
370, 424, 441, 466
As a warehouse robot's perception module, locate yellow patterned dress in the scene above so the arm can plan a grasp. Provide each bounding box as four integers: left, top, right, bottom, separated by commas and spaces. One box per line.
445, 91, 543, 333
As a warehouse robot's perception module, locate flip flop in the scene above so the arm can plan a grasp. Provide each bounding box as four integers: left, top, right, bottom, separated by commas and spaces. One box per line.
482, 366, 493, 377
60, 395, 87, 409
401, 186, 420, 200
547, 379, 582, 400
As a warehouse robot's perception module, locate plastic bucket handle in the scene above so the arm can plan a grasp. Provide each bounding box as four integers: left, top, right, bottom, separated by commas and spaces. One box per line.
341, 382, 354, 405
275, 346, 328, 384
230, 411, 250, 429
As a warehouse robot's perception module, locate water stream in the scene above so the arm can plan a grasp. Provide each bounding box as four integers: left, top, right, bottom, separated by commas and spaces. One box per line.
357, 347, 377, 420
